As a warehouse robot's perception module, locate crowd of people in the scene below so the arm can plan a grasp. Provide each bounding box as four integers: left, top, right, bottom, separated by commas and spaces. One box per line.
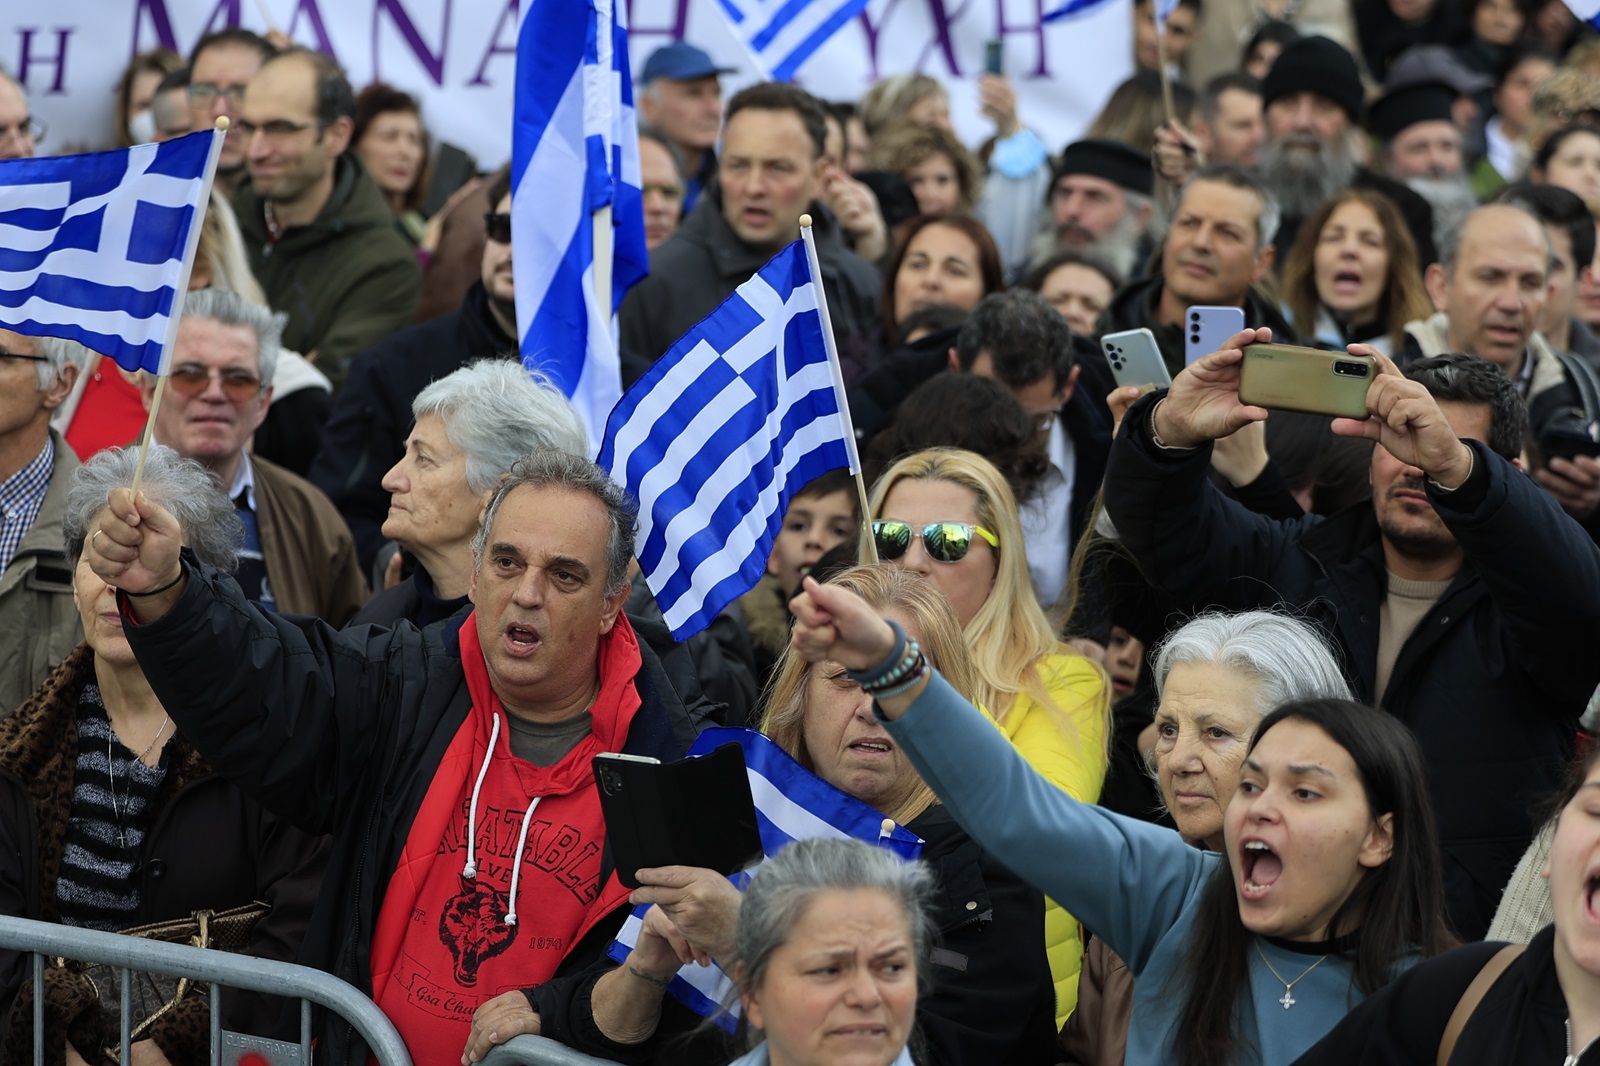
3, 3, 1600, 1064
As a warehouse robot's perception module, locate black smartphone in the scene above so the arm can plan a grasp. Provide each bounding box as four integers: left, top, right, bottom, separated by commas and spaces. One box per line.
1538, 428, 1600, 464
984, 39, 1004, 76
595, 744, 763, 889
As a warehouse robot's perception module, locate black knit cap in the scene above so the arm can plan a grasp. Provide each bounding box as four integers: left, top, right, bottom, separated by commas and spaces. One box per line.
1051, 139, 1154, 197
1261, 36, 1364, 123
1368, 81, 1457, 141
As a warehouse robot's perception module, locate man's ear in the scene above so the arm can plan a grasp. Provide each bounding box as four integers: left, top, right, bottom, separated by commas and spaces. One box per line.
598, 579, 631, 635
947, 346, 961, 373
1250, 242, 1275, 285
323, 115, 353, 157
1424, 262, 1450, 313
1060, 363, 1081, 405
40, 364, 78, 412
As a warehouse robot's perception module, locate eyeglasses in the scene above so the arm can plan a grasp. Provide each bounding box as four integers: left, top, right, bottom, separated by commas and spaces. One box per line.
484, 211, 512, 244
187, 83, 248, 108
168, 363, 264, 402
0, 351, 47, 363
872, 520, 998, 564
236, 117, 323, 141
642, 181, 684, 201
0, 116, 45, 148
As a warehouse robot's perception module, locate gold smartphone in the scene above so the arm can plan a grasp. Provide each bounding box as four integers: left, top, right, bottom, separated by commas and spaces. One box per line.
1238, 344, 1376, 419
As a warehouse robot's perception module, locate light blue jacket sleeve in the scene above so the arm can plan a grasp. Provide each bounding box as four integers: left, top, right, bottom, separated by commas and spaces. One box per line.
881, 670, 1215, 973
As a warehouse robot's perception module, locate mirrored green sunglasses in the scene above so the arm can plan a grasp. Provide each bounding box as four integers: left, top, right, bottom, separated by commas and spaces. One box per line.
871, 520, 999, 563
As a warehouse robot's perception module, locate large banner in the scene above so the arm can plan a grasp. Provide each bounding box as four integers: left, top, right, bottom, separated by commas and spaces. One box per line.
3, 0, 1131, 169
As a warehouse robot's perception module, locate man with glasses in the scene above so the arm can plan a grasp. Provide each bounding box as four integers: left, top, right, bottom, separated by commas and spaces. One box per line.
0, 330, 79, 712
143, 289, 366, 625
311, 168, 521, 574
234, 48, 421, 389
950, 290, 1111, 608
187, 29, 275, 194
0, 68, 41, 160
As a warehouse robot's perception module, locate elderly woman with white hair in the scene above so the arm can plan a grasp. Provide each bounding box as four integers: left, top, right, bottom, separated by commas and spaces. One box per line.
350, 359, 588, 628
1062, 609, 1352, 1066
0, 444, 326, 1066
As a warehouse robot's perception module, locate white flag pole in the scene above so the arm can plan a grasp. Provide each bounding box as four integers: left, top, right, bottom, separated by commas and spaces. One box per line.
799, 213, 878, 565
130, 119, 228, 498
1152, 6, 1177, 126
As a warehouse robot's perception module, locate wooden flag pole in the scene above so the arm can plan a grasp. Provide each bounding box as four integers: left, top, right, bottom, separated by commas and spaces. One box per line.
1153, 8, 1177, 126
799, 213, 878, 565
129, 117, 229, 500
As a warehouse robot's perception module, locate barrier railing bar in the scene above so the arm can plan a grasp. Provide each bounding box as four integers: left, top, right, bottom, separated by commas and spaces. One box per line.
211, 981, 222, 1066
301, 997, 313, 1066
0, 916, 410, 1066
119, 970, 131, 1066
483, 1036, 625, 1066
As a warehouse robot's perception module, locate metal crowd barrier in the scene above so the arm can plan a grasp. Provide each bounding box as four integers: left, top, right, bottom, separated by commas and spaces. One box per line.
0, 915, 625, 1066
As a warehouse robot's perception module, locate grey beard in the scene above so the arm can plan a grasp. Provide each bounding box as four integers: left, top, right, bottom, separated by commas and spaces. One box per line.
1405, 173, 1478, 254
1260, 135, 1359, 219
1035, 209, 1144, 278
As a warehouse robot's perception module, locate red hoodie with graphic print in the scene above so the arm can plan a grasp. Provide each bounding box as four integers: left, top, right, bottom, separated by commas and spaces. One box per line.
368, 610, 641, 1061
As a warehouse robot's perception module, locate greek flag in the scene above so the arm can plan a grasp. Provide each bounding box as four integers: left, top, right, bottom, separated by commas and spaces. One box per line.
607, 728, 925, 1032
513, 0, 648, 448
717, 0, 873, 81
597, 237, 858, 642
1563, 0, 1600, 25
0, 130, 220, 375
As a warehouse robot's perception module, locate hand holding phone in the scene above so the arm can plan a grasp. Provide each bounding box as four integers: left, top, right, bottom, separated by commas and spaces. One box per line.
1328, 349, 1476, 489
1149, 325, 1273, 449
1238, 343, 1375, 419
1101, 328, 1172, 395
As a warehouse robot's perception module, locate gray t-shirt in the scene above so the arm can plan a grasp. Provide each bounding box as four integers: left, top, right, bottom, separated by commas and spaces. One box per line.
504, 711, 593, 768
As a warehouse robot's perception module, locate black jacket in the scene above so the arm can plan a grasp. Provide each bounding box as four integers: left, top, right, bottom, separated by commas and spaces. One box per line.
1103, 391, 1600, 939
618, 187, 881, 382
309, 282, 516, 573
533, 804, 1058, 1066
120, 562, 716, 1066
1098, 273, 1298, 379
0, 646, 328, 1062
1291, 926, 1599, 1065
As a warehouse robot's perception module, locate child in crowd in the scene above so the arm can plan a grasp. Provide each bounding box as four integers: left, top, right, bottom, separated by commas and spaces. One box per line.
736, 469, 861, 689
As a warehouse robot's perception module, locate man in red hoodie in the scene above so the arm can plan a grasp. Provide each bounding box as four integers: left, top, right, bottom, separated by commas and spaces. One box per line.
85, 447, 711, 1064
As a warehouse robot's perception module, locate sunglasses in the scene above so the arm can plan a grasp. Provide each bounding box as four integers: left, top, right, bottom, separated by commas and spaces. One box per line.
168, 363, 264, 402
872, 520, 998, 564
484, 211, 512, 244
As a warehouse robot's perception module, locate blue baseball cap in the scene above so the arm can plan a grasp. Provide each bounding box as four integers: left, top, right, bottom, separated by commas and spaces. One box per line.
641, 42, 735, 84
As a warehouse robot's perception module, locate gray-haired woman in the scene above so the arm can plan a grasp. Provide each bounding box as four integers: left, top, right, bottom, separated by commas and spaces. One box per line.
726, 837, 933, 1066
0, 445, 327, 1066
1065, 610, 1352, 1066
353, 359, 587, 628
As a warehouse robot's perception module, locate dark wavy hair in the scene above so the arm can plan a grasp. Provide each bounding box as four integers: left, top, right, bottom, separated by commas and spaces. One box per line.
1168, 699, 1454, 1066
864, 374, 1051, 506
353, 81, 433, 214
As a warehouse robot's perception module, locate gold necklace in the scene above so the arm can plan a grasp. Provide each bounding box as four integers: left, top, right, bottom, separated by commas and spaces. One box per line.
1254, 941, 1329, 1010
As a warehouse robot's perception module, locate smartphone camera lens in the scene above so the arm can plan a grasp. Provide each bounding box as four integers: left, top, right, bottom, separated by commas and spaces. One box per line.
1332, 360, 1370, 378
1190, 312, 1200, 323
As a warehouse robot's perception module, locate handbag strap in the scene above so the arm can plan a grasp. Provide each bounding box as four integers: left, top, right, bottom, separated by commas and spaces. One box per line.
1436, 943, 1525, 1066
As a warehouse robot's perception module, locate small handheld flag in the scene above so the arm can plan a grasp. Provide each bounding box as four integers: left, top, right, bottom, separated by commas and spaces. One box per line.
607, 728, 924, 1031
0, 128, 222, 376
598, 232, 863, 642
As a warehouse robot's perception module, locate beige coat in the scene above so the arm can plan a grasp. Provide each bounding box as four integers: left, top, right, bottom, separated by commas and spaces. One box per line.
0, 431, 82, 716
252, 453, 369, 626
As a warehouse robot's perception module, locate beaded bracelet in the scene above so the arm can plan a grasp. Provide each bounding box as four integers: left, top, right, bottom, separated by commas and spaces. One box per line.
866, 650, 929, 700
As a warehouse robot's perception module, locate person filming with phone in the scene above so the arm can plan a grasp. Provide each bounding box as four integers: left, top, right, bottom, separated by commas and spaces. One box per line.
1101, 331, 1600, 941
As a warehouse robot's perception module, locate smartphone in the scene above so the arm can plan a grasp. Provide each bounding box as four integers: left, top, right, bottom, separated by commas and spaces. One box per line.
984, 38, 1004, 76
1185, 305, 1246, 366
1538, 427, 1600, 464
595, 744, 763, 889
1101, 327, 1173, 395
1238, 344, 1376, 419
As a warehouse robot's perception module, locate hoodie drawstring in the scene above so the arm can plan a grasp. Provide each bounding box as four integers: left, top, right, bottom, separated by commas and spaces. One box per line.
461, 712, 503, 879
504, 795, 543, 926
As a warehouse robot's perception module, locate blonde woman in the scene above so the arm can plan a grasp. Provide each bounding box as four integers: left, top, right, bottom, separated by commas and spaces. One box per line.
869, 446, 1110, 1024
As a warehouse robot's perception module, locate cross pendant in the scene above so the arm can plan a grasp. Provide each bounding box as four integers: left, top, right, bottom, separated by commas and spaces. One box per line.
1279, 990, 1295, 1009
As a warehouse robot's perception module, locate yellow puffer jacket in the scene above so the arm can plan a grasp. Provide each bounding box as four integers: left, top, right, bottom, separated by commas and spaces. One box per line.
996, 654, 1110, 1029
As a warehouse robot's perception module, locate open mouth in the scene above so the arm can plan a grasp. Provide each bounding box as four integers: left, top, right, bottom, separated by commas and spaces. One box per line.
849, 738, 893, 756
1331, 269, 1364, 293
505, 623, 541, 651
1241, 839, 1283, 899
1586, 872, 1600, 923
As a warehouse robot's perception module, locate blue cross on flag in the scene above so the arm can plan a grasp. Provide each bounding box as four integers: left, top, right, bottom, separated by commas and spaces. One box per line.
0, 130, 221, 375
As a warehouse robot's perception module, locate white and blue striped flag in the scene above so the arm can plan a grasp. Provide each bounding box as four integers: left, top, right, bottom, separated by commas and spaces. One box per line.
0, 129, 221, 375
513, 0, 648, 448
716, 0, 873, 81
607, 727, 925, 1030
1563, 0, 1600, 25
597, 235, 859, 642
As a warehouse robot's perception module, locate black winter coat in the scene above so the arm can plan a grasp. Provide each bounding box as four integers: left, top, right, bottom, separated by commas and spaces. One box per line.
1103, 391, 1600, 939
120, 562, 716, 1066
1291, 925, 1600, 1065
533, 804, 1058, 1066
310, 282, 517, 574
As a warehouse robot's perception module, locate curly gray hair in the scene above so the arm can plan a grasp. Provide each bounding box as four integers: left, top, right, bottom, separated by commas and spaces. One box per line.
64, 444, 243, 571
412, 360, 588, 494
